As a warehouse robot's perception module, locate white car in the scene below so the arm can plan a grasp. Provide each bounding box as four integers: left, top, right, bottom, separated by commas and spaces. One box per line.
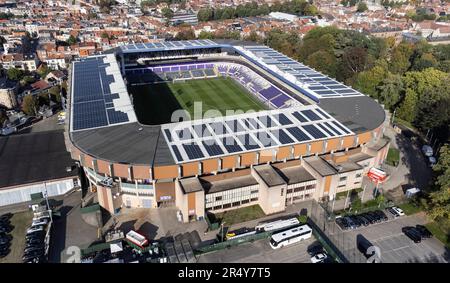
428, 156, 437, 167
26, 225, 44, 234
311, 252, 328, 263
392, 206, 405, 216
31, 218, 49, 227
421, 145, 433, 157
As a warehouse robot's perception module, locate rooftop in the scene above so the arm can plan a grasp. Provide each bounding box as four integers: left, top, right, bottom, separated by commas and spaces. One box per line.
253, 164, 286, 187
0, 130, 77, 189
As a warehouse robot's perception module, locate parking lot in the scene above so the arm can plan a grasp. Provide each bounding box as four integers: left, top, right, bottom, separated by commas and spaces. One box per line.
197, 236, 315, 263
329, 213, 449, 263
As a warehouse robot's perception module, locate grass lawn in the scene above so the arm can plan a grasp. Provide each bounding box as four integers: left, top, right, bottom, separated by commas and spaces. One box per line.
129, 77, 267, 125
0, 211, 33, 263
386, 148, 400, 166
397, 202, 423, 215
425, 221, 450, 249
214, 205, 266, 227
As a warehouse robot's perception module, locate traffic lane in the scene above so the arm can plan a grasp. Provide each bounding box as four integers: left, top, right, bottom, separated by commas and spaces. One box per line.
197, 237, 315, 263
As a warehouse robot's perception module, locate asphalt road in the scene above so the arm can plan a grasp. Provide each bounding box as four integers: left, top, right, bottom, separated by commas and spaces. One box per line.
197, 237, 315, 263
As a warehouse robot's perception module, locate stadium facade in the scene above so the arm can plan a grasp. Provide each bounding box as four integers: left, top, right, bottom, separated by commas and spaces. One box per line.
67, 40, 390, 222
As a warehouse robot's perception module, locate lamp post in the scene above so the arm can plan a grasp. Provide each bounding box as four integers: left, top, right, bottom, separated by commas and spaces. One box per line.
43, 182, 53, 222
221, 222, 226, 243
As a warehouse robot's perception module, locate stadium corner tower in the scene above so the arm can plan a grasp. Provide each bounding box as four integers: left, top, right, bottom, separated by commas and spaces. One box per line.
67, 40, 389, 222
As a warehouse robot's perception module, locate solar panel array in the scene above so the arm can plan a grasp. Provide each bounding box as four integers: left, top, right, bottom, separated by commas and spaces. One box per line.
162, 105, 353, 163
236, 45, 365, 99
71, 54, 137, 131
120, 39, 218, 53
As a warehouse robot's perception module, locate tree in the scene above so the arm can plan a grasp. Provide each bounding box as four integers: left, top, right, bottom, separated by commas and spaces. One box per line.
7, 68, 24, 81
67, 35, 78, 45
389, 42, 414, 75
412, 53, 438, 71
48, 85, 62, 103
198, 31, 215, 40
428, 144, 450, 220
415, 80, 450, 130
305, 50, 337, 77
397, 88, 419, 123
356, 2, 368, 13
341, 46, 368, 79
353, 65, 387, 98
161, 7, 173, 20
174, 28, 195, 40
22, 95, 38, 116
376, 73, 403, 111
197, 8, 213, 22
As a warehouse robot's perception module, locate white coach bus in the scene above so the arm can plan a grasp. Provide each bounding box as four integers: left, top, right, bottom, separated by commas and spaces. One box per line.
269, 224, 312, 249
255, 217, 300, 233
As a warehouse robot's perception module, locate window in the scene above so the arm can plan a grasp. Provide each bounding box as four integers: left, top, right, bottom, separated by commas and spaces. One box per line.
356, 173, 362, 178
215, 196, 222, 201
338, 184, 346, 188
222, 203, 231, 209
213, 205, 222, 210
287, 189, 293, 194
280, 188, 284, 196
241, 199, 250, 204
251, 190, 258, 194
339, 176, 347, 182
306, 184, 315, 190
232, 201, 241, 207
250, 197, 258, 202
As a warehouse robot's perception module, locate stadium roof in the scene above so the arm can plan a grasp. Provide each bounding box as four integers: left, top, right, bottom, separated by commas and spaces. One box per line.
119, 39, 219, 53
161, 105, 353, 164
70, 54, 137, 132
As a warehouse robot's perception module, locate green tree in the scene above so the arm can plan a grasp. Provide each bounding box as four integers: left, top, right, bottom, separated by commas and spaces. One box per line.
7, 68, 24, 81
356, 2, 368, 12
305, 50, 337, 77
389, 42, 414, 74
376, 73, 403, 111
197, 8, 213, 22
412, 53, 438, 71
22, 95, 38, 116
428, 144, 450, 220
48, 85, 62, 103
198, 31, 215, 39
67, 35, 78, 45
397, 88, 419, 123
353, 65, 387, 98
161, 7, 173, 20
174, 28, 195, 40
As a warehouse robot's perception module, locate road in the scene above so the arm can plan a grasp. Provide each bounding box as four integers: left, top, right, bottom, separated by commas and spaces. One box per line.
197, 237, 315, 263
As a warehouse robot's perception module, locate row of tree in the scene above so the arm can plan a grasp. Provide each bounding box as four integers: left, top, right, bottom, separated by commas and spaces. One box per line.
197, 0, 317, 22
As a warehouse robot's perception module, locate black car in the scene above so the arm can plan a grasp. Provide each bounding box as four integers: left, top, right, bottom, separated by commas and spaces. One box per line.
0, 247, 10, 258
307, 243, 324, 256
23, 255, 46, 263
0, 219, 10, 226
335, 217, 349, 230
22, 249, 45, 261
0, 237, 11, 245
26, 236, 44, 245
367, 211, 382, 222
24, 245, 45, 254
0, 213, 12, 222
402, 227, 422, 243
26, 231, 45, 239
373, 210, 388, 221
344, 216, 358, 229
0, 225, 12, 233
415, 225, 432, 238
349, 216, 362, 228
355, 215, 370, 226
360, 213, 376, 224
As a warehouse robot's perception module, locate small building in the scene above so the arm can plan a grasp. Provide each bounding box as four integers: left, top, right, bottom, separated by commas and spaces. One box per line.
0, 130, 80, 207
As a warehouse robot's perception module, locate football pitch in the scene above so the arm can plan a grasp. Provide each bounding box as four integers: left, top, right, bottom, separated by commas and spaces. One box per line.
129, 77, 267, 124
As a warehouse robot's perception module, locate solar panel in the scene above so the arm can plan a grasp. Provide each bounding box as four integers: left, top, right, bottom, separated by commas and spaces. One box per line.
271, 129, 294, 145
315, 108, 331, 119
225, 119, 245, 133
323, 122, 342, 135
236, 134, 260, 150
286, 127, 310, 142
177, 127, 193, 140
164, 129, 173, 142
192, 124, 212, 138
301, 110, 321, 121
274, 113, 293, 126
292, 111, 308, 123
209, 122, 228, 135
221, 137, 242, 153
331, 121, 351, 134
316, 123, 335, 137
202, 140, 224, 156
171, 145, 183, 162
303, 124, 326, 139
182, 143, 204, 159
257, 115, 274, 128
255, 131, 278, 147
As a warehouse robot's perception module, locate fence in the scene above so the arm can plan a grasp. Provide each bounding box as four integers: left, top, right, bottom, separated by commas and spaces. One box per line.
195, 231, 272, 255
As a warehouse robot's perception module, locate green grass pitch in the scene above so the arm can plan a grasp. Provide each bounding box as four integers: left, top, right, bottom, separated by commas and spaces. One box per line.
129, 77, 268, 125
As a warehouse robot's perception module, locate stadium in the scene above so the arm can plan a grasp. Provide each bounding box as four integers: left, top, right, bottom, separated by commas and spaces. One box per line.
67, 39, 390, 222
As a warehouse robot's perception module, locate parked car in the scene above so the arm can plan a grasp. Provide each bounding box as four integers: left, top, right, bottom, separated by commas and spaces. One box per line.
355, 215, 370, 226
0, 232, 12, 240
415, 225, 432, 238
349, 216, 363, 228
25, 231, 45, 240
373, 210, 388, 221
344, 216, 358, 229
0, 237, 10, 245
360, 213, 376, 224
22, 249, 45, 261
31, 219, 48, 227
402, 227, 422, 243
26, 225, 44, 234
24, 245, 44, 255
335, 217, 349, 230
0, 225, 12, 233
307, 243, 324, 256
311, 252, 328, 263
0, 213, 12, 222
26, 236, 44, 245
0, 246, 10, 258
428, 156, 437, 167
387, 207, 400, 218
421, 145, 433, 157
392, 207, 405, 216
